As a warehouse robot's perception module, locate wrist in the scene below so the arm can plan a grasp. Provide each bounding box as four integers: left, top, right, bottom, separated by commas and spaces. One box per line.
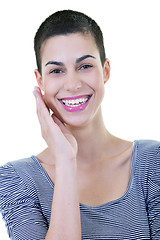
55, 158, 77, 171
55, 161, 78, 187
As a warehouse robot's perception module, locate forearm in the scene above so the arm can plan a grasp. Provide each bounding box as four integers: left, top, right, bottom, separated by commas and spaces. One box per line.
45, 161, 81, 240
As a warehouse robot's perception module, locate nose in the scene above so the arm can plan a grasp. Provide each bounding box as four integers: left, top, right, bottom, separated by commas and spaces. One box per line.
63, 72, 82, 92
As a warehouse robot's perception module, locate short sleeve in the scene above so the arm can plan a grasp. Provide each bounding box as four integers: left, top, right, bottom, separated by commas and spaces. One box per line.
147, 145, 160, 239
0, 163, 48, 240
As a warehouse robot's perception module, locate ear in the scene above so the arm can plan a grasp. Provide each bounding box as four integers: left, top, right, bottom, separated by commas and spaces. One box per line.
34, 69, 44, 91
103, 58, 110, 84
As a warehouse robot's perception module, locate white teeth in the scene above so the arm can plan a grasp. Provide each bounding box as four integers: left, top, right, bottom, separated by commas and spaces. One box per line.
61, 96, 90, 107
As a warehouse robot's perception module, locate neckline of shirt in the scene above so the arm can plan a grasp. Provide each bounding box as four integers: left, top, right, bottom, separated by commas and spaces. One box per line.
31, 140, 138, 209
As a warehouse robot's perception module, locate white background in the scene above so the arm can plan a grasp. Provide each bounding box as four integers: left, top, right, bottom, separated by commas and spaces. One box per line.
0, 0, 160, 239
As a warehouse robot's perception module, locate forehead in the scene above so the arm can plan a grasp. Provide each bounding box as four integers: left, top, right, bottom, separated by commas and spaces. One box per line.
41, 33, 99, 63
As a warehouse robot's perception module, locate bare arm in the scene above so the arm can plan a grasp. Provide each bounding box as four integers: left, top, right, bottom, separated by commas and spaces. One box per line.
46, 163, 81, 240
33, 87, 81, 240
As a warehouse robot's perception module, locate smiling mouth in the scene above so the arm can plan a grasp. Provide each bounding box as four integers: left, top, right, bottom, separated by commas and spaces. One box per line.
59, 95, 92, 107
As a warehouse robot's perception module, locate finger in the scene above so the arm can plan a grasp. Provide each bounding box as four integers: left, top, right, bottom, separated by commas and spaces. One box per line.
51, 114, 70, 135
33, 87, 52, 130
33, 87, 45, 107
51, 114, 63, 127
33, 87, 62, 137
33, 87, 49, 116
33, 88, 77, 158
42, 95, 50, 113
33, 86, 69, 148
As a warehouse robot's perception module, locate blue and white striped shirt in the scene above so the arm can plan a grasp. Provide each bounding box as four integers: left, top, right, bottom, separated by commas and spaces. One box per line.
0, 140, 160, 239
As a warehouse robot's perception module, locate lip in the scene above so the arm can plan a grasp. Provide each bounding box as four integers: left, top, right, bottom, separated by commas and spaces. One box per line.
59, 94, 92, 112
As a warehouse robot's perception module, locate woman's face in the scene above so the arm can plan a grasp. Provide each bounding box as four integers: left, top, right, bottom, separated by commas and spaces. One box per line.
35, 33, 110, 127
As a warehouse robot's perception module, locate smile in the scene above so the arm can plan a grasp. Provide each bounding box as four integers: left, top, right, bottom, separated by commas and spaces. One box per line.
59, 95, 92, 112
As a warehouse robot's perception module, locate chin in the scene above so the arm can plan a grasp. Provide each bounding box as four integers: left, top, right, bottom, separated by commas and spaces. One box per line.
63, 116, 85, 126
62, 112, 95, 129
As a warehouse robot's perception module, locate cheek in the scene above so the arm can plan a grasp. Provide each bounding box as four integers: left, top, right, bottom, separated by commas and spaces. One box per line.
97, 85, 105, 106
43, 87, 56, 111
42, 78, 56, 109
42, 79, 57, 102
91, 71, 105, 98
43, 89, 64, 122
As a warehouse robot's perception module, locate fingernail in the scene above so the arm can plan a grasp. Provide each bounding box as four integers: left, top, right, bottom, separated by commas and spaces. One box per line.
34, 86, 38, 91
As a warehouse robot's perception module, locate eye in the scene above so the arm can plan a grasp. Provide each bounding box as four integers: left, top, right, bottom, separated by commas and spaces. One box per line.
79, 64, 93, 70
49, 68, 63, 74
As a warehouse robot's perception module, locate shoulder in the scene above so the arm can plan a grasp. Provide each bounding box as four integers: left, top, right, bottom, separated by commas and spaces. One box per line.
135, 139, 160, 152
0, 156, 38, 184
0, 157, 39, 211
0, 157, 34, 182
134, 139, 160, 182
0, 156, 53, 209
0, 157, 38, 186
0, 156, 50, 192
134, 139, 160, 164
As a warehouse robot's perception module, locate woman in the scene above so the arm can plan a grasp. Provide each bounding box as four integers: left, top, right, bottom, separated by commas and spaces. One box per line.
0, 10, 159, 240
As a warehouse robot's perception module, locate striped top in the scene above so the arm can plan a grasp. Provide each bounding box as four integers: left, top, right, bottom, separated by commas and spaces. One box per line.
0, 140, 160, 240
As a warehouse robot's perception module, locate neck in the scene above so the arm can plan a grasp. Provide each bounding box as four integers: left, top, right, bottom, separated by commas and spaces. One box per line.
37, 108, 132, 170
66, 108, 112, 168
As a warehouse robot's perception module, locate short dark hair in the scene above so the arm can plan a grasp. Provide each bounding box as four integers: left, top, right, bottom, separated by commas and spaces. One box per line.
34, 10, 106, 74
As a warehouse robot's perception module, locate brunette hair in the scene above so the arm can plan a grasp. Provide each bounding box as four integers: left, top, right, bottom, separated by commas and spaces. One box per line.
34, 10, 106, 74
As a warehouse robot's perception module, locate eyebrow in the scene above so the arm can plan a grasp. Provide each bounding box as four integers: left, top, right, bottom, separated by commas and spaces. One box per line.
45, 54, 96, 67
45, 61, 64, 67
76, 54, 96, 63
